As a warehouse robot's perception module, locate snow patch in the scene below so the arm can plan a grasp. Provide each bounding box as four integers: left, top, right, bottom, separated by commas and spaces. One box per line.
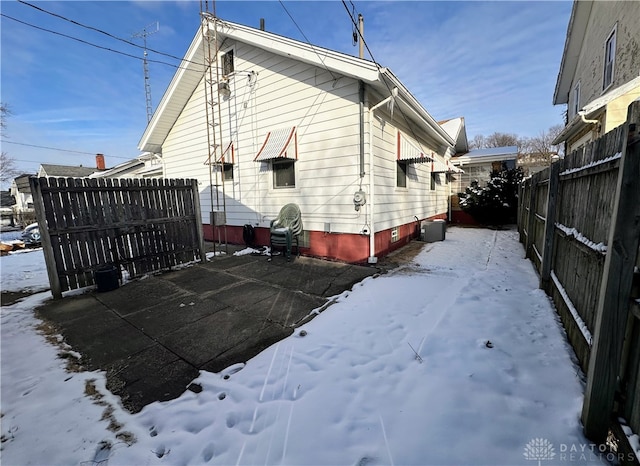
619, 418, 640, 462
1, 228, 607, 465
555, 223, 607, 254
559, 152, 622, 176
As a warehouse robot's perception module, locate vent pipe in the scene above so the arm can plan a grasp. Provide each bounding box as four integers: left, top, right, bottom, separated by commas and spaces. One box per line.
260, 18, 265, 31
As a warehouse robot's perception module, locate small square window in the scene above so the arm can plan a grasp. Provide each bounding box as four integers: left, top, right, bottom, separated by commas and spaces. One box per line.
397, 161, 407, 188
273, 159, 295, 188
222, 49, 234, 77
221, 163, 233, 181
603, 27, 616, 90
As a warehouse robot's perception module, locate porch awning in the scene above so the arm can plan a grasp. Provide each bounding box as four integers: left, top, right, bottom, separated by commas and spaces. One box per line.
432, 159, 464, 173
254, 127, 297, 161
398, 130, 462, 172
397, 130, 432, 163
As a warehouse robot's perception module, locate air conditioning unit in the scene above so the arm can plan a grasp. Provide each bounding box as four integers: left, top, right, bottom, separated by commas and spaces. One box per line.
421, 220, 446, 242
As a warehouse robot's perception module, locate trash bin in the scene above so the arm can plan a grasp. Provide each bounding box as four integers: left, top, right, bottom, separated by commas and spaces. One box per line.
421, 220, 446, 242
243, 224, 255, 246
94, 264, 120, 292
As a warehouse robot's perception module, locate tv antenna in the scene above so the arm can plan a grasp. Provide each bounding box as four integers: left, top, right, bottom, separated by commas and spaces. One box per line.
132, 21, 160, 123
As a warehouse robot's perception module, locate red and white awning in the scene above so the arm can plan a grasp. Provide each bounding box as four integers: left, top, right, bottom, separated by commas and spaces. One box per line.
397, 131, 432, 163
254, 127, 297, 161
397, 130, 462, 172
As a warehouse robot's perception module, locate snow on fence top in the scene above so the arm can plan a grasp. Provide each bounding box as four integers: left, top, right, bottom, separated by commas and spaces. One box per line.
555, 222, 607, 254
551, 271, 593, 346
559, 152, 622, 177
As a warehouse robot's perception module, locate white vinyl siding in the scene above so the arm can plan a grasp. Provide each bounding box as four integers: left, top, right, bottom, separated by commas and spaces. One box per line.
163, 40, 365, 233
161, 38, 451, 237
371, 104, 449, 233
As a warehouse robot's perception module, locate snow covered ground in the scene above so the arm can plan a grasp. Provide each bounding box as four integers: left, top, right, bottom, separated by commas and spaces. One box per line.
0, 227, 621, 465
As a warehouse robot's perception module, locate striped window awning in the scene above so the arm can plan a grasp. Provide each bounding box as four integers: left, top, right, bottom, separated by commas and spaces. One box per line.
397, 131, 432, 163
254, 127, 297, 162
431, 158, 464, 173
398, 131, 463, 173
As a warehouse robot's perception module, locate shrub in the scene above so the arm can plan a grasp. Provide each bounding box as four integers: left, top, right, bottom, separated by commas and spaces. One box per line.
458, 167, 524, 225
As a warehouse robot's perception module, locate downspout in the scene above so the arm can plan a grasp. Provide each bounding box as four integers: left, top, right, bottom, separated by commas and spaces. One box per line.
368, 92, 396, 264
579, 111, 600, 127
359, 81, 365, 178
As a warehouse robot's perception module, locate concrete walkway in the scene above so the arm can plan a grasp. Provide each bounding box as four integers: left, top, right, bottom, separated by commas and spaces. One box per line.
35, 245, 418, 413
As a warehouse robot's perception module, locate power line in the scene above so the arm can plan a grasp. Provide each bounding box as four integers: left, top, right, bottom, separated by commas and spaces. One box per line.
17, 0, 188, 64
340, 1, 442, 158
0, 13, 188, 71
0, 140, 131, 160
277, 1, 338, 81
341, 1, 377, 64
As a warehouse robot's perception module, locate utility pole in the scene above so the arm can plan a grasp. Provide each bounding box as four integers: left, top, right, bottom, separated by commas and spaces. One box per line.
132, 22, 159, 124
358, 14, 364, 59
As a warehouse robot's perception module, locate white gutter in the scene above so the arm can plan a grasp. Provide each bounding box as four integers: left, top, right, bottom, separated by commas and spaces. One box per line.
579, 111, 601, 127
367, 91, 396, 264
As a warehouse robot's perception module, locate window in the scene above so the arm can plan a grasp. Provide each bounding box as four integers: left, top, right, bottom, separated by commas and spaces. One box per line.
273, 159, 295, 188
603, 26, 616, 90
222, 49, 234, 77
221, 163, 233, 181
397, 161, 408, 188
572, 81, 581, 117
430, 172, 436, 190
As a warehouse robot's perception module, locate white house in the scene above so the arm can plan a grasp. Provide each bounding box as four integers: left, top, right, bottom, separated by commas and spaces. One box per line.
90, 152, 163, 179
139, 17, 462, 263
10, 175, 34, 227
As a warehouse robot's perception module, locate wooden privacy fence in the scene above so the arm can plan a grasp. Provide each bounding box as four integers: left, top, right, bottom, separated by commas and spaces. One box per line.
518, 101, 640, 449
30, 177, 205, 299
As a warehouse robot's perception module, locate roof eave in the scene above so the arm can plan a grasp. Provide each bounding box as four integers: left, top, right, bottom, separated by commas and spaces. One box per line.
553, 1, 593, 105
138, 29, 205, 152
379, 68, 456, 148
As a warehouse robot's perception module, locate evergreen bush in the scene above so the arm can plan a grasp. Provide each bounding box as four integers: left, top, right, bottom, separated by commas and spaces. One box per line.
458, 167, 524, 225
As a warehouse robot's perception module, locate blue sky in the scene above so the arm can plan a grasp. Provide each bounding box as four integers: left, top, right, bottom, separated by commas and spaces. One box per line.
1, 0, 573, 177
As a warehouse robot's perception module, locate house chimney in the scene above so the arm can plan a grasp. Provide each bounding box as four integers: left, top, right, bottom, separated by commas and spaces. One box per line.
260, 18, 265, 31
96, 154, 106, 170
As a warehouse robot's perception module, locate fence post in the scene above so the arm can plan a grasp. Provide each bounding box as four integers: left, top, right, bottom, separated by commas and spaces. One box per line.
191, 179, 206, 263
29, 177, 62, 299
540, 161, 560, 292
582, 101, 640, 443
525, 177, 537, 259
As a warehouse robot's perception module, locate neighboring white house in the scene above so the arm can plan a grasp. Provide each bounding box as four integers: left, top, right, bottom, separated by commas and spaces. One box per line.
90, 152, 163, 179
138, 17, 463, 263
10, 175, 34, 227
552, 0, 640, 153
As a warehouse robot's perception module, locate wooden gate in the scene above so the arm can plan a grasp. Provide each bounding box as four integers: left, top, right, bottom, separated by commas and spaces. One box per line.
30, 177, 205, 299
